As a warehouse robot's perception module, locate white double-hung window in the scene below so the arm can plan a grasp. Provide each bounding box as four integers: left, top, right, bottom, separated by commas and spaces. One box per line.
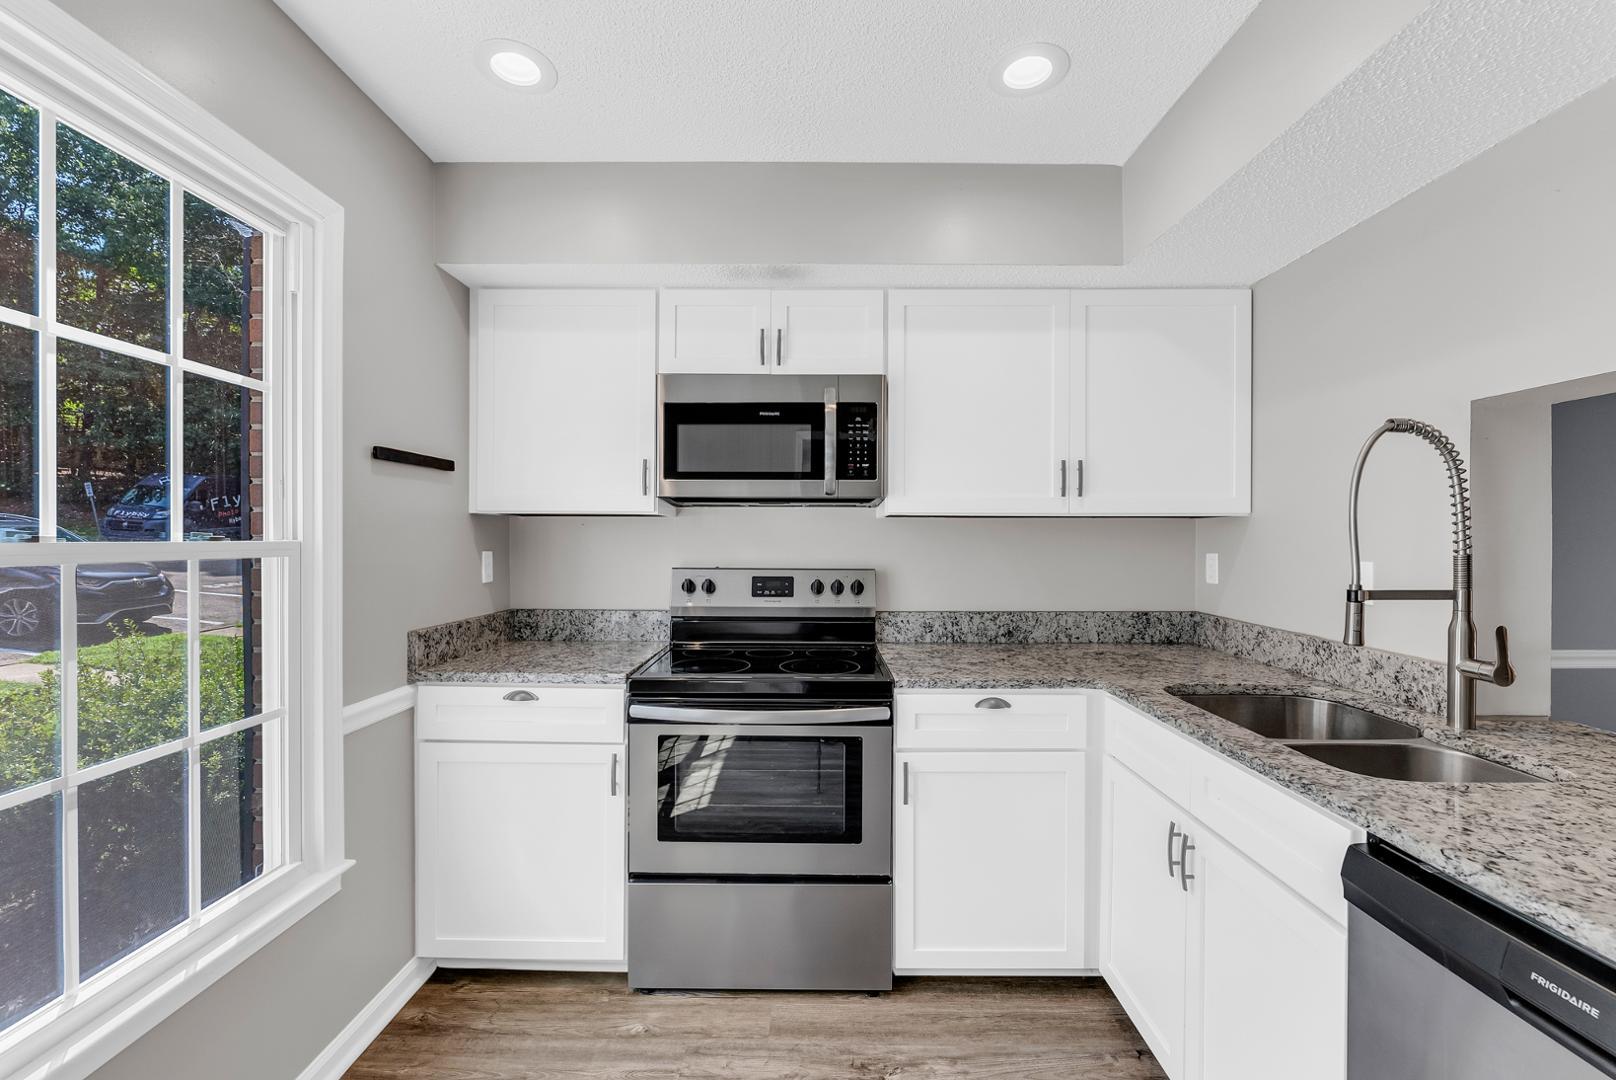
0, 8, 343, 1078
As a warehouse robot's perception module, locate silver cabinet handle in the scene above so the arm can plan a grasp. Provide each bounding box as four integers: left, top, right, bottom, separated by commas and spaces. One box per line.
642, 457, 649, 496
1179, 833, 1196, 892
776, 327, 784, 366
1167, 821, 1181, 878
1076, 459, 1085, 498
975, 697, 1011, 710
609, 752, 619, 797
1059, 459, 1068, 498
503, 690, 537, 702
901, 760, 910, 806
759, 327, 765, 366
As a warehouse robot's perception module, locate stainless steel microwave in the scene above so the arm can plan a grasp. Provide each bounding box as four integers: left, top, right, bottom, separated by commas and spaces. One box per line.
657, 374, 884, 505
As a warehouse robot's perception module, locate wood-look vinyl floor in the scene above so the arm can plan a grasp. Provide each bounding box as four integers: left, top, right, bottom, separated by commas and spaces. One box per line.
345, 970, 1166, 1079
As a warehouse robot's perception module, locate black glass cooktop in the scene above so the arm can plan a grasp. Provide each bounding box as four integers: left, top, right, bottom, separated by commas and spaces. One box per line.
628, 642, 892, 697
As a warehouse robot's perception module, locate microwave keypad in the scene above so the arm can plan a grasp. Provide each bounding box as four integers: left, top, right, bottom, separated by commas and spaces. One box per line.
837, 404, 878, 481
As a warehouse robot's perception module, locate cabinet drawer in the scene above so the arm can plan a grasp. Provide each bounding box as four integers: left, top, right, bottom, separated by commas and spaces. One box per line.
417, 685, 625, 744
896, 691, 1088, 750
1103, 697, 1197, 808
1190, 749, 1359, 924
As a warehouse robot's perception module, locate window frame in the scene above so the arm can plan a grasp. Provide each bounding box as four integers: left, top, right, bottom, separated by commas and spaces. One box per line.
0, 4, 346, 1079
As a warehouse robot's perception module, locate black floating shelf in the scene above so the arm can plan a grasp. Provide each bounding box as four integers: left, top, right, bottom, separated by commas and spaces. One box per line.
372, 446, 455, 472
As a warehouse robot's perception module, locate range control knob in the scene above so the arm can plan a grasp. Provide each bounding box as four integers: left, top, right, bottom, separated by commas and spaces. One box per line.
680, 578, 697, 595
849, 579, 865, 597
829, 579, 845, 596
809, 579, 825, 596
701, 578, 717, 596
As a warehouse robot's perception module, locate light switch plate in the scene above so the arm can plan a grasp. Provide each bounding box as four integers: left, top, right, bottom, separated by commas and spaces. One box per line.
1204, 553, 1219, 585
481, 550, 494, 584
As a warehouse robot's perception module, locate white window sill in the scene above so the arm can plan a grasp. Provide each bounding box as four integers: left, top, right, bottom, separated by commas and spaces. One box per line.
1, 860, 353, 1080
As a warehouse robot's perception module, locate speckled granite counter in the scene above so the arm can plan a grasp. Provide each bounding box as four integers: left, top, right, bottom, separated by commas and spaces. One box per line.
883, 642, 1616, 964
410, 639, 663, 685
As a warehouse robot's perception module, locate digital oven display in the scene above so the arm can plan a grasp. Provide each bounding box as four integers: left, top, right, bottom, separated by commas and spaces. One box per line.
751, 576, 795, 598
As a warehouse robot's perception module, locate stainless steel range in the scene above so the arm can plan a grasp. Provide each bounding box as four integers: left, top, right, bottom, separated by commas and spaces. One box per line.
625, 567, 894, 992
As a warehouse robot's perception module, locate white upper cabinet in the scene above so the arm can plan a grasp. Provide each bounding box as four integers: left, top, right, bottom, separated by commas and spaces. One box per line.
1074, 290, 1251, 516
471, 289, 657, 514
885, 290, 1073, 515
657, 289, 772, 373
658, 289, 884, 374
884, 288, 1249, 517
771, 290, 885, 374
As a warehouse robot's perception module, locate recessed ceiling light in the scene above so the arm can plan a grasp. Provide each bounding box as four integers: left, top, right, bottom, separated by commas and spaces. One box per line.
992, 43, 1070, 96
476, 39, 556, 93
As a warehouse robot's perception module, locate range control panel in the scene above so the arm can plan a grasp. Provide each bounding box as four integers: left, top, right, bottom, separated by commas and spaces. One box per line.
837, 402, 879, 481
671, 567, 877, 612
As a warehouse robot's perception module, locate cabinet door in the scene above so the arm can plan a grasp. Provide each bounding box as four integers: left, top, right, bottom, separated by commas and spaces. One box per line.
1190, 830, 1346, 1080
886, 290, 1072, 515
417, 742, 625, 964
472, 289, 656, 514
894, 751, 1085, 972
658, 289, 771, 373
1073, 290, 1250, 516
771, 290, 885, 374
1100, 760, 1190, 1077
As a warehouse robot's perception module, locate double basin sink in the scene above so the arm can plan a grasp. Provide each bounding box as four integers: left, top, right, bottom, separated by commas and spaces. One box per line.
1173, 692, 1541, 784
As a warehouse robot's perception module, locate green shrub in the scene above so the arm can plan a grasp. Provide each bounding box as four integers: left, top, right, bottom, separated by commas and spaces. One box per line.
0, 624, 246, 791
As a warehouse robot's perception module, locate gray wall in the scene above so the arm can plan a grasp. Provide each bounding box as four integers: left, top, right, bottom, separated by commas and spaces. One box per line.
1550, 392, 1616, 730
1195, 78, 1616, 688
1469, 373, 1616, 715
47, 0, 507, 1076
509, 509, 1194, 611
436, 162, 1121, 268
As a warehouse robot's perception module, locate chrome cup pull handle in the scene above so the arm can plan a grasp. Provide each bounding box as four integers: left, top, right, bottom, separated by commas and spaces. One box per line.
974, 697, 1011, 710
503, 689, 538, 702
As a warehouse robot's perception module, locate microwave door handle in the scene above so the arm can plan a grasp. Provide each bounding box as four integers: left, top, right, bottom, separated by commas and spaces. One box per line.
824, 386, 837, 497
628, 704, 891, 725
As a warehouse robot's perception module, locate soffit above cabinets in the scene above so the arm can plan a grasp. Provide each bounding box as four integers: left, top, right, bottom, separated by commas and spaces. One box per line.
269, 0, 1262, 164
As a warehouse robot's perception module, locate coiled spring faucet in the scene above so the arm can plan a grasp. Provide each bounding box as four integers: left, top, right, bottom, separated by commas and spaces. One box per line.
1344, 418, 1514, 732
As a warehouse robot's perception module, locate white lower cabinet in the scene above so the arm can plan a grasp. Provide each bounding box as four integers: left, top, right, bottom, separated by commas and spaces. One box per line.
1191, 828, 1346, 1080
416, 709, 625, 966
894, 750, 1086, 972
1099, 760, 1192, 1076
1099, 700, 1356, 1080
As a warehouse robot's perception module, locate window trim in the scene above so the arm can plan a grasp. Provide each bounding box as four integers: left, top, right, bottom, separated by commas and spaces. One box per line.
0, 4, 346, 1079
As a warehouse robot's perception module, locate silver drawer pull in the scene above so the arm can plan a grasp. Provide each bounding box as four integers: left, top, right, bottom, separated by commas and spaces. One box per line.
610, 752, 619, 797
974, 697, 1011, 710
502, 690, 538, 702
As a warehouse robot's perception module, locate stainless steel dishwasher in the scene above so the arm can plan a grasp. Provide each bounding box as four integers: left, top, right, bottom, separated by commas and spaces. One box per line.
1344, 841, 1616, 1079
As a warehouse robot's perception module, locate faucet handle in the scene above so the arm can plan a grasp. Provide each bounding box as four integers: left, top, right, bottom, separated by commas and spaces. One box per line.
1490, 625, 1516, 688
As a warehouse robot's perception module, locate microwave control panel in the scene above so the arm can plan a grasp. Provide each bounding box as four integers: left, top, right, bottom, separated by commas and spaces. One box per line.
837, 403, 879, 481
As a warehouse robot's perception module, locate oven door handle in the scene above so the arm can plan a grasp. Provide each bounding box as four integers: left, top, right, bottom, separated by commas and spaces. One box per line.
628, 704, 891, 725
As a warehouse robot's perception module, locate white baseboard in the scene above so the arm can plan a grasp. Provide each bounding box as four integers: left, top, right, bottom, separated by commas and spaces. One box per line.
342, 685, 417, 736
296, 957, 435, 1080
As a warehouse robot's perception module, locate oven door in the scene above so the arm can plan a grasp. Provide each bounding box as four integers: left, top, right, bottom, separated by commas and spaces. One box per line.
627, 704, 892, 878
659, 400, 828, 501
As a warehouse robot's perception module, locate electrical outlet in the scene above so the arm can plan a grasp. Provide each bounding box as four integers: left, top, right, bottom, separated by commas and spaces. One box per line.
481, 550, 494, 584
1204, 553, 1219, 585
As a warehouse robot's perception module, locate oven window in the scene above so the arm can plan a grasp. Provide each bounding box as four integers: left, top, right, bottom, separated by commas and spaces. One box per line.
663, 402, 824, 480
656, 734, 862, 844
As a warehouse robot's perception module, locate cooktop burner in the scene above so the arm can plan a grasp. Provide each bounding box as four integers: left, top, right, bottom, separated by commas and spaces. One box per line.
650, 643, 883, 680
779, 656, 861, 675
670, 656, 751, 675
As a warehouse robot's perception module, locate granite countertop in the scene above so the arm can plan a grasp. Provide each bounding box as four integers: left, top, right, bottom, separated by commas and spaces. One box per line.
884, 642, 1616, 964
410, 639, 664, 685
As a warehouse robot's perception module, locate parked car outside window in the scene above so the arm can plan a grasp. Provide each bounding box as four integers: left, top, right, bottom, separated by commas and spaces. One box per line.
0, 514, 175, 643
97, 473, 244, 541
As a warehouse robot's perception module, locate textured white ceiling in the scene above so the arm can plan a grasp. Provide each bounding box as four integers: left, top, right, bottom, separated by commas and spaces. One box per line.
270, 0, 1262, 164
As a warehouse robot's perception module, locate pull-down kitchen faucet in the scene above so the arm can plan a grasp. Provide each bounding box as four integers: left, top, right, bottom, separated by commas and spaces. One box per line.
1344, 419, 1514, 732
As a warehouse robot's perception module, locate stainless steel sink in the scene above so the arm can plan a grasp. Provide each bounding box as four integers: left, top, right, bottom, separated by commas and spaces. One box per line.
1290, 741, 1542, 784
1175, 692, 1420, 741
